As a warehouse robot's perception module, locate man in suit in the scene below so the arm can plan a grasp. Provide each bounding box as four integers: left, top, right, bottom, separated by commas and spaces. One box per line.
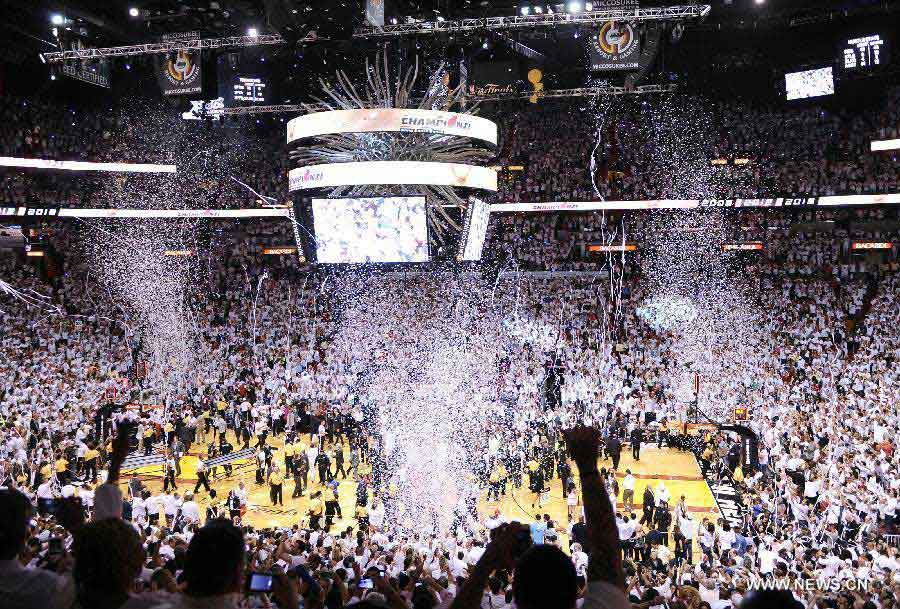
293, 451, 309, 498
630, 426, 643, 461
640, 485, 655, 525
607, 435, 622, 470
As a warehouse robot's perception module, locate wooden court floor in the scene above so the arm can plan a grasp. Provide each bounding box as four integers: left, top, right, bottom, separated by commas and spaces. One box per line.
124, 432, 718, 548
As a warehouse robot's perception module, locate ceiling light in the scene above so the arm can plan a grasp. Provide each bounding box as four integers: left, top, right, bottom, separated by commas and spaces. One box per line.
128, 7, 139, 17
247, 27, 258, 37
755, 0, 764, 4
50, 14, 64, 25
567, 1, 582, 12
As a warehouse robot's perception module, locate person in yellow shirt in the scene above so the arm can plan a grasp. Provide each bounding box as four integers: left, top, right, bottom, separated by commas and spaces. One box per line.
56, 456, 70, 484
308, 492, 323, 530
83, 446, 100, 483
355, 504, 369, 530
283, 441, 295, 475
489, 462, 509, 501
143, 427, 156, 456
39, 462, 52, 485
268, 466, 284, 506
163, 421, 175, 447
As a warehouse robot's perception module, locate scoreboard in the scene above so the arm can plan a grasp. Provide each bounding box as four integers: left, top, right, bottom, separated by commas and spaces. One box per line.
842, 34, 888, 70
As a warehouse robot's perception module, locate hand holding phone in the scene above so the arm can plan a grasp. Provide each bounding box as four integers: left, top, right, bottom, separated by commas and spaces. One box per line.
246, 571, 274, 594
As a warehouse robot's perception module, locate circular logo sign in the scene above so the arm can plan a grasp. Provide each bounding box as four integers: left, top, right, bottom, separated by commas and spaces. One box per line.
165, 50, 199, 85
592, 21, 636, 59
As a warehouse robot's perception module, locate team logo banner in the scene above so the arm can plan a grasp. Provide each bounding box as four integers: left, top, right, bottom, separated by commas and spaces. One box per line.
288, 161, 498, 192
157, 49, 202, 96
589, 21, 641, 71
287, 109, 498, 146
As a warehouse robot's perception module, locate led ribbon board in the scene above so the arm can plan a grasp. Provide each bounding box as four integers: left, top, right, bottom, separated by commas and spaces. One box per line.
287, 109, 499, 147
288, 161, 498, 192
0, 157, 177, 173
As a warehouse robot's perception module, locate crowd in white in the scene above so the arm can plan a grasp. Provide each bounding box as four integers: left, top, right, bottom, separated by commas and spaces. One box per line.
0, 201, 898, 609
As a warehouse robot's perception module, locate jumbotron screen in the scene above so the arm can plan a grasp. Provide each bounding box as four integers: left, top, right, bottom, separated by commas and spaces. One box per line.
312, 197, 429, 264
785, 67, 834, 101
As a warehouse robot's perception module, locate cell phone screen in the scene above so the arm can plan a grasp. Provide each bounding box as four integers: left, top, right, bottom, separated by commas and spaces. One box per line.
359, 579, 373, 589
249, 572, 274, 593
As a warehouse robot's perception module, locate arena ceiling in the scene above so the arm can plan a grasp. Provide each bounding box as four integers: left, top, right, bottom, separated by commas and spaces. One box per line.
1, 0, 893, 50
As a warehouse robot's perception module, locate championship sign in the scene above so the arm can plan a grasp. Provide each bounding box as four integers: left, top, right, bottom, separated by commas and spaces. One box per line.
589, 21, 641, 71
157, 49, 202, 96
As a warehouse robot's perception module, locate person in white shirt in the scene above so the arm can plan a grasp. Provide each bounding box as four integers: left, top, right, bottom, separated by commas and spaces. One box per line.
622, 471, 636, 512
181, 493, 201, 523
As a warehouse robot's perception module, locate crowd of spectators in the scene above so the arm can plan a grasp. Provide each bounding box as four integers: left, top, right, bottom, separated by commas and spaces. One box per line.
2, 85, 900, 210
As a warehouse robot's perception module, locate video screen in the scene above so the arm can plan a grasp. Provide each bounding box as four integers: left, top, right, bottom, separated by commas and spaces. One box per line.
312, 197, 429, 264
785, 67, 834, 101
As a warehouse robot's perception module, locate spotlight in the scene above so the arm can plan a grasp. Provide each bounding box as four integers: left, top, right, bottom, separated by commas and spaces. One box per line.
390, 17, 398, 24
585, 2, 593, 9
436, 15, 444, 22
520, 6, 530, 14
482, 40, 489, 49
567, 1, 582, 13
534, 5, 543, 13
128, 7, 139, 17
247, 27, 258, 37
50, 74, 56, 80
755, 0, 764, 3
50, 14, 64, 25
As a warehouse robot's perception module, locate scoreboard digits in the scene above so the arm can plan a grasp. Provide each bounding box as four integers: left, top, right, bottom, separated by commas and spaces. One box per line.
842, 34, 887, 70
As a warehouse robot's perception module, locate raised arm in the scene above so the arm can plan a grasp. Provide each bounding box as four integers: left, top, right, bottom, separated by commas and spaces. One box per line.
564, 426, 626, 592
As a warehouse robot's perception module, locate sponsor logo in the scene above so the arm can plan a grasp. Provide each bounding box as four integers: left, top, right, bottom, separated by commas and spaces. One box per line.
723, 243, 764, 251
851, 241, 893, 250
468, 83, 517, 96
400, 115, 472, 131
163, 50, 200, 88
592, 21, 637, 59
290, 168, 325, 189
707, 482, 744, 529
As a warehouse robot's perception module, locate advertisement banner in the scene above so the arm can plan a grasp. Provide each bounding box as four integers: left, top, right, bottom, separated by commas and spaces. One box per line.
588, 21, 641, 71
289, 162, 498, 192
287, 109, 498, 146
459, 198, 491, 261
157, 49, 202, 96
